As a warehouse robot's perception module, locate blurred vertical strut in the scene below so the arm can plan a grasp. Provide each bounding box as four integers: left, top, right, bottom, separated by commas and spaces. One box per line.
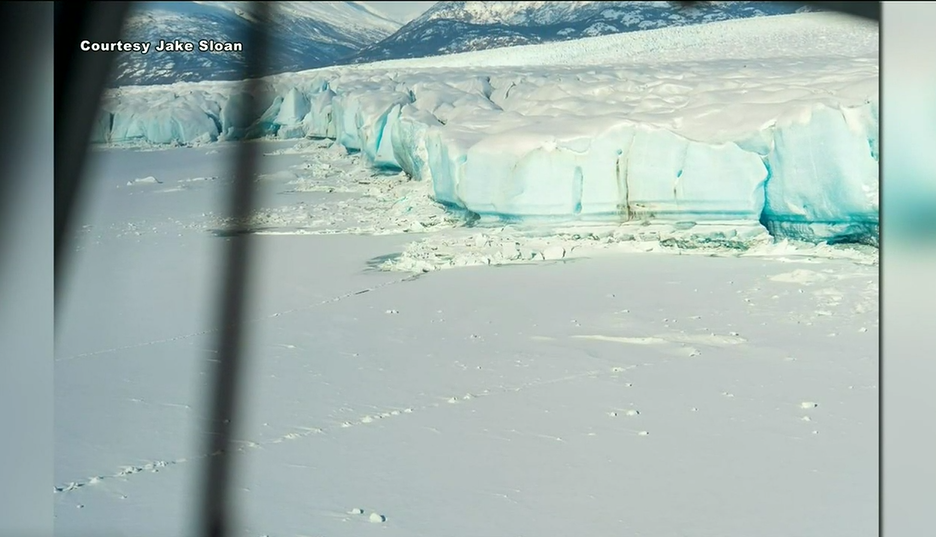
199, 2, 271, 537
53, 1, 130, 306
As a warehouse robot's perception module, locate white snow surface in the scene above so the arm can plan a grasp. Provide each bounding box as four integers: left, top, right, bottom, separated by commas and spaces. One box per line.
57, 138, 877, 537
97, 12, 878, 242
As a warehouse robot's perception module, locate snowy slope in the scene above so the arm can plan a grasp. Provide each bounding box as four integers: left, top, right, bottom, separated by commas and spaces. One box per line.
110, 1, 400, 87
95, 12, 879, 245
351, 0, 815, 63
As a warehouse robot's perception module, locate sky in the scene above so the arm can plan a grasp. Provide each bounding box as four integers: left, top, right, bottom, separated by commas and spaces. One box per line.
360, 1, 437, 23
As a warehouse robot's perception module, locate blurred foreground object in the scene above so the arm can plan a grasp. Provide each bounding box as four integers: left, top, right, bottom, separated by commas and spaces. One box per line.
882, 3, 936, 537
0, 3, 54, 537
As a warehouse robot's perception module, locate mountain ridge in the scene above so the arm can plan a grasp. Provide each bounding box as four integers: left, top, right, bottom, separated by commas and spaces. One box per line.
349, 1, 815, 63
110, 1, 401, 87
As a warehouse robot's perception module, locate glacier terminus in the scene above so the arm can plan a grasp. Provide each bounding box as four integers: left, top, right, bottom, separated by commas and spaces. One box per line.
93, 12, 879, 246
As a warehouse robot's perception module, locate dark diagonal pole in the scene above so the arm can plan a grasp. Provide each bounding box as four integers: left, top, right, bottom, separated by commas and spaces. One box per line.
53, 1, 130, 307
199, 2, 272, 537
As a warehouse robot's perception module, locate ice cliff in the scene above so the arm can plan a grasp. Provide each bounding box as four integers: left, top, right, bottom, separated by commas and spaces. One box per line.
94, 13, 879, 245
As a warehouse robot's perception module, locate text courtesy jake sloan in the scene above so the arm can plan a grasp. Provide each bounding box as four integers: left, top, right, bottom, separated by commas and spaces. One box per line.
79, 40, 244, 54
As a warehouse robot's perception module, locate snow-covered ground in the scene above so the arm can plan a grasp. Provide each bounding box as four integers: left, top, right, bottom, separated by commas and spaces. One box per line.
55, 11, 878, 537
56, 138, 878, 536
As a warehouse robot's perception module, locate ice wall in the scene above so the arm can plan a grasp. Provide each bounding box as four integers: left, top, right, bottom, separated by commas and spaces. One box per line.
760, 103, 879, 244
97, 63, 879, 244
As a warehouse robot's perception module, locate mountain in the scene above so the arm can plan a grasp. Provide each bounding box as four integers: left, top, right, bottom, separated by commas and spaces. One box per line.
109, 1, 400, 87
349, 1, 816, 63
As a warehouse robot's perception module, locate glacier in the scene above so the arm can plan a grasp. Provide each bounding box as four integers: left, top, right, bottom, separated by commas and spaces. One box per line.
94, 12, 879, 245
